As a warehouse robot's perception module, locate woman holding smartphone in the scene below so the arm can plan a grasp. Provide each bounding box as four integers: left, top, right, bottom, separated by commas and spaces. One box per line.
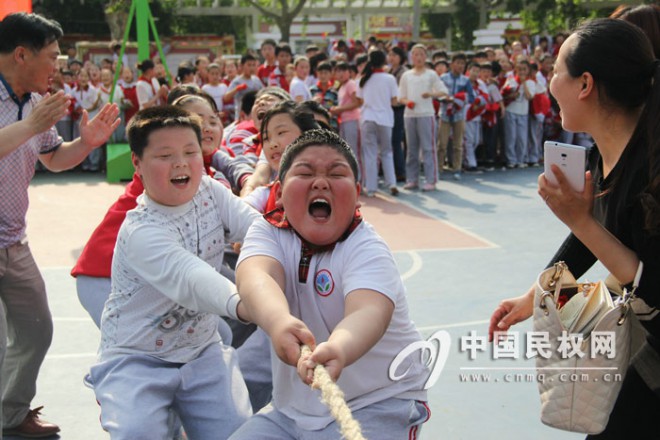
489, 18, 660, 438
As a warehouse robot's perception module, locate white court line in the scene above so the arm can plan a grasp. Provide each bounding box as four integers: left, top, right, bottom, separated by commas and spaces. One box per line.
417, 319, 489, 333
394, 245, 497, 254
46, 353, 97, 360
400, 251, 422, 281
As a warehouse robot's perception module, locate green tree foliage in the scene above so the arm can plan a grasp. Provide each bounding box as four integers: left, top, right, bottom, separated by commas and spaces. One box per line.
33, 0, 244, 48
33, 0, 108, 35
513, 0, 607, 35
500, 0, 618, 35
452, 0, 481, 49
423, 0, 617, 50
422, 0, 479, 50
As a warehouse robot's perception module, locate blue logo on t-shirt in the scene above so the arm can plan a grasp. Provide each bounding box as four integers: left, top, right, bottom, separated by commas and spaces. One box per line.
314, 269, 334, 297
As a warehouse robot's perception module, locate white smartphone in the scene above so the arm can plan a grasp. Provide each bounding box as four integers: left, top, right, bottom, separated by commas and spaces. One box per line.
544, 141, 587, 192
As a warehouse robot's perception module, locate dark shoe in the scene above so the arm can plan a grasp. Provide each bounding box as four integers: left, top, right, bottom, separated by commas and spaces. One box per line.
3, 406, 60, 438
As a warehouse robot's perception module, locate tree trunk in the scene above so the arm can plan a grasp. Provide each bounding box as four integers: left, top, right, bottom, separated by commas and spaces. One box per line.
104, 2, 130, 41
278, 17, 291, 43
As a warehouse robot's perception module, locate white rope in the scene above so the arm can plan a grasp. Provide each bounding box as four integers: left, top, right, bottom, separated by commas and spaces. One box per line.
300, 345, 366, 440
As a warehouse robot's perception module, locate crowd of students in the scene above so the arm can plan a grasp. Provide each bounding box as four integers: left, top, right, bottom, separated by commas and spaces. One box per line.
52, 32, 585, 193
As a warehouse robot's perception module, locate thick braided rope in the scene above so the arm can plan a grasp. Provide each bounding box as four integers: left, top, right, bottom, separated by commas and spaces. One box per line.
300, 345, 366, 440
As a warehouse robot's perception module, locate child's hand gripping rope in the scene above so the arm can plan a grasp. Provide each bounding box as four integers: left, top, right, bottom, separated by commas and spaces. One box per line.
299, 345, 366, 440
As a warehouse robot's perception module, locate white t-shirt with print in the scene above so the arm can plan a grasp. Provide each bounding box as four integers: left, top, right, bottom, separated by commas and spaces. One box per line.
237, 218, 429, 430
100, 176, 260, 363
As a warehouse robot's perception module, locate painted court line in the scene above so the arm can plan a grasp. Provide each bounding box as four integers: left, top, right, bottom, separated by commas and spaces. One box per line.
399, 251, 423, 281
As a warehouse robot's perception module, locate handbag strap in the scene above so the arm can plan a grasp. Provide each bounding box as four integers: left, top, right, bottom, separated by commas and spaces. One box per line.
618, 261, 644, 324
539, 261, 569, 315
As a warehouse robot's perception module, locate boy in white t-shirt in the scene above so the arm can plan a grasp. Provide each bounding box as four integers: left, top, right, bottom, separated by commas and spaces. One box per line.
89, 106, 258, 439
288, 56, 312, 103
202, 63, 228, 115
232, 129, 430, 439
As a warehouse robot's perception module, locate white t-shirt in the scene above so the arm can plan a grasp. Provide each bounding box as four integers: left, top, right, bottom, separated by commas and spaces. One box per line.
100, 176, 260, 363
228, 75, 263, 120
289, 76, 311, 102
98, 84, 124, 108
535, 79, 547, 95
486, 81, 502, 103
237, 219, 429, 430
399, 68, 447, 117
505, 77, 535, 115
136, 77, 162, 109
202, 83, 228, 112
74, 85, 100, 119
242, 185, 270, 213
536, 70, 548, 91
356, 72, 398, 127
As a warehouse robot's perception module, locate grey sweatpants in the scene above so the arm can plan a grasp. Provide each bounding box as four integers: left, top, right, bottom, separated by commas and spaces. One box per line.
404, 116, 437, 185
89, 344, 251, 440
360, 120, 396, 192
229, 398, 430, 440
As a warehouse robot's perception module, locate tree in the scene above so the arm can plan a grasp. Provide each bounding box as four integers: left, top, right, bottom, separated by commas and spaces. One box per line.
422, 0, 480, 50
104, 0, 131, 41
452, 0, 481, 50
500, 0, 612, 35
33, 0, 108, 36
245, 0, 307, 43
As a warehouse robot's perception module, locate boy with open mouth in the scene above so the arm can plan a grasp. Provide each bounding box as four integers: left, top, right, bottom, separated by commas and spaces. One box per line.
233, 129, 431, 439
89, 106, 260, 439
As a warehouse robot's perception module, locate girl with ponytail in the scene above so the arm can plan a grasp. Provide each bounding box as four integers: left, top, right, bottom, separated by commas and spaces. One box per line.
356, 50, 400, 196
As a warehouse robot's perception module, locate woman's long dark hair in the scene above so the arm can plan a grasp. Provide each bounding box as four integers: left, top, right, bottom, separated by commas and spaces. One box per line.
359, 50, 387, 88
610, 4, 660, 59
566, 18, 659, 233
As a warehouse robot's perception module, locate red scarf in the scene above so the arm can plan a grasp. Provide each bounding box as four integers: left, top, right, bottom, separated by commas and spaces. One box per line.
264, 206, 362, 283
315, 80, 334, 92
372, 68, 385, 73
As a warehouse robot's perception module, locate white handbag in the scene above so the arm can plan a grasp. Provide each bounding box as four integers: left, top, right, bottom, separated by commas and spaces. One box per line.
533, 261, 643, 434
